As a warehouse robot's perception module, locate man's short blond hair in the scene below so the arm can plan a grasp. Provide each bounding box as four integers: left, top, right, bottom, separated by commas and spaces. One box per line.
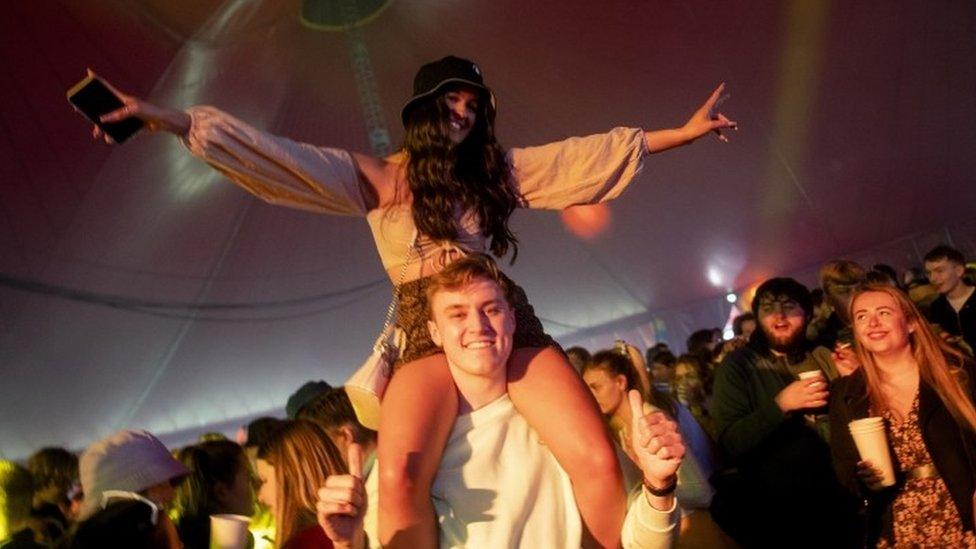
425, 254, 514, 318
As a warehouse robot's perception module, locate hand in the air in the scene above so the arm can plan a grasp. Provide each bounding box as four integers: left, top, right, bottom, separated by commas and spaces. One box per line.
682, 83, 738, 143
88, 69, 190, 143
627, 390, 685, 489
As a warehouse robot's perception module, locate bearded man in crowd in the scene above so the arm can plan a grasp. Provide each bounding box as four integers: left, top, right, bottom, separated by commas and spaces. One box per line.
709, 278, 858, 547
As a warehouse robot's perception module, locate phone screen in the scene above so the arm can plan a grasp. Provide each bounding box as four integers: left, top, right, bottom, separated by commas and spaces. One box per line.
67, 75, 144, 143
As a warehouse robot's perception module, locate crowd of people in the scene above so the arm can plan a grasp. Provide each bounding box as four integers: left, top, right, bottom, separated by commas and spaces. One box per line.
3, 246, 974, 548
3, 54, 974, 547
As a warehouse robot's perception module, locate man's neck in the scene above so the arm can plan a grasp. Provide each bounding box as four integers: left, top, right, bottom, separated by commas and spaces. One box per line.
947, 283, 974, 302
448, 364, 507, 414
768, 344, 803, 359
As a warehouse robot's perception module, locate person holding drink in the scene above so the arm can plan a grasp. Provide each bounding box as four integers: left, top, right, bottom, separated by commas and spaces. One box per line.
829, 283, 976, 547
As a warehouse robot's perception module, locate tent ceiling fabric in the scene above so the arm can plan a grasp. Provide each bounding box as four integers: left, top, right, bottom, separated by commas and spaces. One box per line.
2, 0, 975, 459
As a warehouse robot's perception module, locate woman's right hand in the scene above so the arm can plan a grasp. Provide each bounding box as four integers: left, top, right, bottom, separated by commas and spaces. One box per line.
856, 460, 885, 491
89, 70, 191, 143
831, 344, 859, 377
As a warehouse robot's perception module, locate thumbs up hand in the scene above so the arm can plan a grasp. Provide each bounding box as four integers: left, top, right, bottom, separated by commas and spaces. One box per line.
317, 443, 367, 549
627, 390, 685, 491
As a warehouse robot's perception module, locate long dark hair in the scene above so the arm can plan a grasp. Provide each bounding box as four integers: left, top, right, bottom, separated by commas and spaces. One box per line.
172, 440, 251, 548
403, 87, 520, 261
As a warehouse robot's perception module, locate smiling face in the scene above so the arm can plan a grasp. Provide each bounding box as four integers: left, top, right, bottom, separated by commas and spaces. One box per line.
852, 291, 914, 356
674, 361, 701, 389
757, 296, 807, 353
442, 87, 480, 145
427, 277, 515, 382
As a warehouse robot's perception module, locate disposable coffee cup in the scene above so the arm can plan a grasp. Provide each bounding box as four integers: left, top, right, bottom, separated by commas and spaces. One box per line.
847, 419, 896, 487
848, 422, 885, 435
798, 370, 829, 415
848, 418, 884, 432
848, 417, 882, 425
210, 514, 250, 549
849, 419, 883, 428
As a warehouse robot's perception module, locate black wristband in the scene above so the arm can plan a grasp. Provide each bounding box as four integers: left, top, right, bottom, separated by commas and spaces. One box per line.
643, 474, 677, 497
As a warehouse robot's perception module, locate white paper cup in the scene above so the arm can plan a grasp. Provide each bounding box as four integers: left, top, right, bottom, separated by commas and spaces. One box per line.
849, 422, 883, 429
847, 416, 884, 429
848, 417, 883, 426
848, 418, 884, 432
210, 514, 250, 549
847, 419, 896, 487
798, 370, 824, 380
848, 423, 885, 435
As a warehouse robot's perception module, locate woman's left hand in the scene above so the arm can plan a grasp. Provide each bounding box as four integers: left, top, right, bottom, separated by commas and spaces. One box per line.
856, 460, 885, 491
682, 83, 737, 143
644, 84, 738, 153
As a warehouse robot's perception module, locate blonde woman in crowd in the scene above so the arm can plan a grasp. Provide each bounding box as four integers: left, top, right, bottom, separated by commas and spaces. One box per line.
257, 420, 345, 548
829, 284, 976, 547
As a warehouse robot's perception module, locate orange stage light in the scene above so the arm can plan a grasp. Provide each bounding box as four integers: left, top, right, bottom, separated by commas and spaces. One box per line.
560, 203, 611, 240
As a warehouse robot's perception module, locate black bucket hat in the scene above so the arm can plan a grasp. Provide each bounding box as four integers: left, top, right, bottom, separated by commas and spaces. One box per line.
400, 55, 496, 127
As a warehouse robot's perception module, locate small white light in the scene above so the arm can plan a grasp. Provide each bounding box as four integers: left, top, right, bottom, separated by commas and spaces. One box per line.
723, 328, 735, 341
706, 266, 723, 287
726, 292, 737, 303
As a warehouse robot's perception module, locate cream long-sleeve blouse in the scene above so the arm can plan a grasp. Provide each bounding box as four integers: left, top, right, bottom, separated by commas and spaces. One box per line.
181, 106, 648, 272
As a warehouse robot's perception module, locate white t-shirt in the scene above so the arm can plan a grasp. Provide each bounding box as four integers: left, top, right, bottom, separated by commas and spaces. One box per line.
431, 394, 582, 548
362, 394, 678, 548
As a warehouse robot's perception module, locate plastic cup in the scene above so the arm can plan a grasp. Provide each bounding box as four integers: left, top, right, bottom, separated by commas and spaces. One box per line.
210, 514, 250, 549
847, 419, 896, 487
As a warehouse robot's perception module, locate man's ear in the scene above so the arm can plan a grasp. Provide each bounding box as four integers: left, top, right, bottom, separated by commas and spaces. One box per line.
428, 319, 443, 347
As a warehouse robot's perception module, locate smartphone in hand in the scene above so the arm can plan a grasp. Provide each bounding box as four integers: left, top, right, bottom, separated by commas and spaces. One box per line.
67, 71, 144, 143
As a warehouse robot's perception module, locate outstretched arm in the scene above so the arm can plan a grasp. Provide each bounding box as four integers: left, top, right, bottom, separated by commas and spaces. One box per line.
644, 83, 737, 153
511, 83, 737, 210
86, 71, 373, 216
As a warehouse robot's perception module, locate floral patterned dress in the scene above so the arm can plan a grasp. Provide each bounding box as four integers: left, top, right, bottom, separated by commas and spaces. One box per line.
876, 394, 976, 548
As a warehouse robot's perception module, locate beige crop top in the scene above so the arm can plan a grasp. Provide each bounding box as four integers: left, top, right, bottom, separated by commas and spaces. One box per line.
181, 106, 649, 273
